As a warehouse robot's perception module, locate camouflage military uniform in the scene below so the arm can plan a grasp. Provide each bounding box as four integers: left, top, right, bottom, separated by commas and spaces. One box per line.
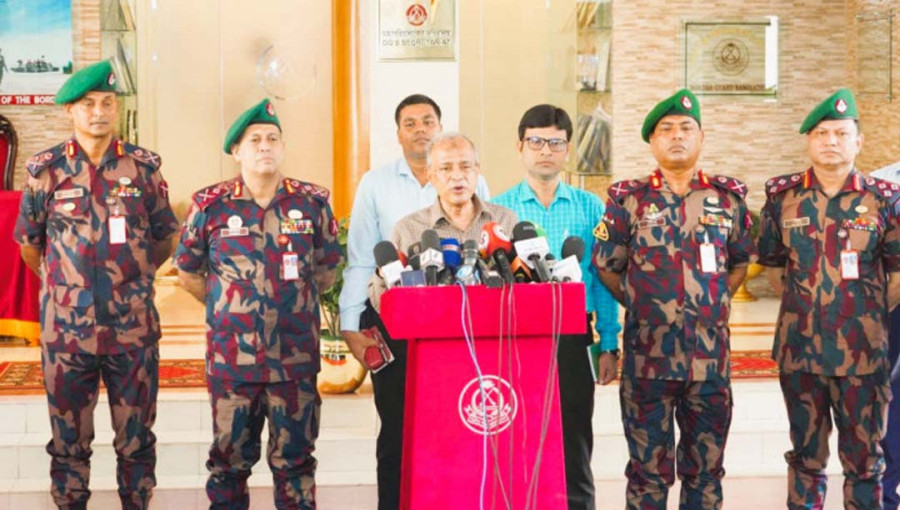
174, 176, 343, 510
758, 168, 900, 509
14, 137, 177, 510
593, 169, 755, 509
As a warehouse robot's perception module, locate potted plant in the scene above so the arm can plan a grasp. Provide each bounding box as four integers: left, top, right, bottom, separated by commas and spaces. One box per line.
318, 217, 368, 394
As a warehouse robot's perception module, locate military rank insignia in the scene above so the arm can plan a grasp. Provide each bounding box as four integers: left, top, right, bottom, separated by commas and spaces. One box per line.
699, 214, 733, 229
112, 186, 142, 198
280, 218, 314, 235
841, 217, 878, 232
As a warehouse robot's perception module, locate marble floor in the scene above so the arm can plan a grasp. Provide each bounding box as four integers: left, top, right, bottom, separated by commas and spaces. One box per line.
0, 477, 854, 510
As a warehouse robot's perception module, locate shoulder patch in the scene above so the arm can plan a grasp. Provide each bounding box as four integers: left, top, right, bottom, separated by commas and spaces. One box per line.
708, 174, 748, 199
607, 178, 649, 203
864, 176, 900, 201
122, 143, 162, 171
25, 143, 66, 177
764, 172, 804, 198
191, 182, 230, 211
285, 179, 331, 202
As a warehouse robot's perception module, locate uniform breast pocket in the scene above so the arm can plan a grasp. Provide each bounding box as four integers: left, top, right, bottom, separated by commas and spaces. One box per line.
48, 196, 91, 242
847, 228, 878, 263
782, 213, 816, 269
631, 222, 672, 271
696, 225, 730, 273
118, 197, 149, 231
212, 230, 258, 281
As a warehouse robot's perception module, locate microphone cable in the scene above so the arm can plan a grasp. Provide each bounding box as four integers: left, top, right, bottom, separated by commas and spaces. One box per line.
524, 281, 564, 509
458, 282, 490, 510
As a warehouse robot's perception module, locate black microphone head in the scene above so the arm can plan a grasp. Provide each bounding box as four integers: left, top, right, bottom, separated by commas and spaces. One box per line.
421, 229, 441, 251
512, 221, 538, 241
561, 236, 585, 262
373, 241, 400, 267
407, 242, 422, 270
462, 239, 479, 252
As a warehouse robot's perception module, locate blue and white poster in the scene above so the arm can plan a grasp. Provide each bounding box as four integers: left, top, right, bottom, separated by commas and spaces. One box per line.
0, 0, 73, 105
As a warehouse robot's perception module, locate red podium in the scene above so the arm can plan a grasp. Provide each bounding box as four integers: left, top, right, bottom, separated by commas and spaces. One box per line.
380, 283, 586, 509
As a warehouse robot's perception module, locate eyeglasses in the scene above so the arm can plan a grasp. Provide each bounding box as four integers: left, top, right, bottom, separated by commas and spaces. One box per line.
523, 136, 568, 152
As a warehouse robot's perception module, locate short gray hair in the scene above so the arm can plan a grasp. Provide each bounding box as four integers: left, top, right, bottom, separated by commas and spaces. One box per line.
426, 132, 480, 167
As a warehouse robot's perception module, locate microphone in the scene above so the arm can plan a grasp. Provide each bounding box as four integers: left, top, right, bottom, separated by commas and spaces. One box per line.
510, 256, 533, 283
479, 222, 514, 284
374, 241, 406, 288
456, 240, 481, 285
420, 229, 445, 286
441, 238, 462, 272
407, 242, 422, 270
402, 242, 426, 285
551, 236, 585, 283
512, 221, 552, 282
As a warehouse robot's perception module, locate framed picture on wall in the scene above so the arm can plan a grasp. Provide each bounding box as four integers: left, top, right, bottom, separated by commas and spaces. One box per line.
0, 0, 74, 106
683, 18, 779, 96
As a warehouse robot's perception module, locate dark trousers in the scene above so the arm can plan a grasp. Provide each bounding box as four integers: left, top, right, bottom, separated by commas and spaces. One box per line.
361, 301, 407, 510
41, 345, 159, 510
884, 306, 900, 510
558, 315, 597, 510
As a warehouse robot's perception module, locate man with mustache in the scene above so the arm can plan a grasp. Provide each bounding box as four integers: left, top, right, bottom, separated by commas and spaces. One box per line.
175, 99, 343, 509
758, 88, 900, 509
593, 89, 755, 509
14, 59, 178, 510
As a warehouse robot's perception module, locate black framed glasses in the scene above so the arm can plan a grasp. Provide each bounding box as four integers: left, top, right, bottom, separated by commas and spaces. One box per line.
523, 136, 568, 152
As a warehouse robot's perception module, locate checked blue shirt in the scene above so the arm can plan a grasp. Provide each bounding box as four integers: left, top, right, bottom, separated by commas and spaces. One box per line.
493, 180, 621, 349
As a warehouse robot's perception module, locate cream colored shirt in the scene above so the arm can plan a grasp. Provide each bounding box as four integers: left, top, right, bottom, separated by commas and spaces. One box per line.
367, 195, 518, 310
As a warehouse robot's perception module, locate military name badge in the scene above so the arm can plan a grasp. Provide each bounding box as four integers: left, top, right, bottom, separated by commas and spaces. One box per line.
637, 217, 666, 230
782, 217, 810, 229
221, 215, 249, 237
54, 188, 84, 200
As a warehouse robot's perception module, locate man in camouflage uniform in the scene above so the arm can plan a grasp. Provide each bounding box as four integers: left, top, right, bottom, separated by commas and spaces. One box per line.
758, 88, 900, 509
174, 99, 343, 510
14, 59, 178, 510
593, 89, 755, 509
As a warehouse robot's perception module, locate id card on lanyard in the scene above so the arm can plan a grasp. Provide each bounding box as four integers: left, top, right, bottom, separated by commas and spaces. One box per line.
841, 238, 859, 280
281, 241, 299, 281
109, 205, 126, 245
699, 232, 716, 273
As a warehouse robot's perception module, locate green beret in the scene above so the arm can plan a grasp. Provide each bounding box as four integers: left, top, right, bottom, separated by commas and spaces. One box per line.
223, 99, 282, 153
641, 89, 701, 143
54, 60, 118, 104
799, 88, 858, 134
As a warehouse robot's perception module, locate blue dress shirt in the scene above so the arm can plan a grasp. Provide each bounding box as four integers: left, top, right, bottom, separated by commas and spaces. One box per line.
339, 157, 490, 331
492, 180, 621, 350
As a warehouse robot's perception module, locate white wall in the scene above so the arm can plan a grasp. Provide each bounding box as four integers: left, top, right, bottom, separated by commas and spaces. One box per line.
364, 0, 460, 172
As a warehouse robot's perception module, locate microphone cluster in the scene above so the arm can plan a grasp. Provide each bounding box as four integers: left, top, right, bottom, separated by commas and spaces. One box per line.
374, 221, 586, 288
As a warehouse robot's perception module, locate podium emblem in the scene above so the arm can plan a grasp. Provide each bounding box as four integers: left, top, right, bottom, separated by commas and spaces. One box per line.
458, 375, 519, 435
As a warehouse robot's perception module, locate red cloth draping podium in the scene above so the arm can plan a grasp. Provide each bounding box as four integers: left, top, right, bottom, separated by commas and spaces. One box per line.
0, 191, 40, 342
380, 283, 586, 509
